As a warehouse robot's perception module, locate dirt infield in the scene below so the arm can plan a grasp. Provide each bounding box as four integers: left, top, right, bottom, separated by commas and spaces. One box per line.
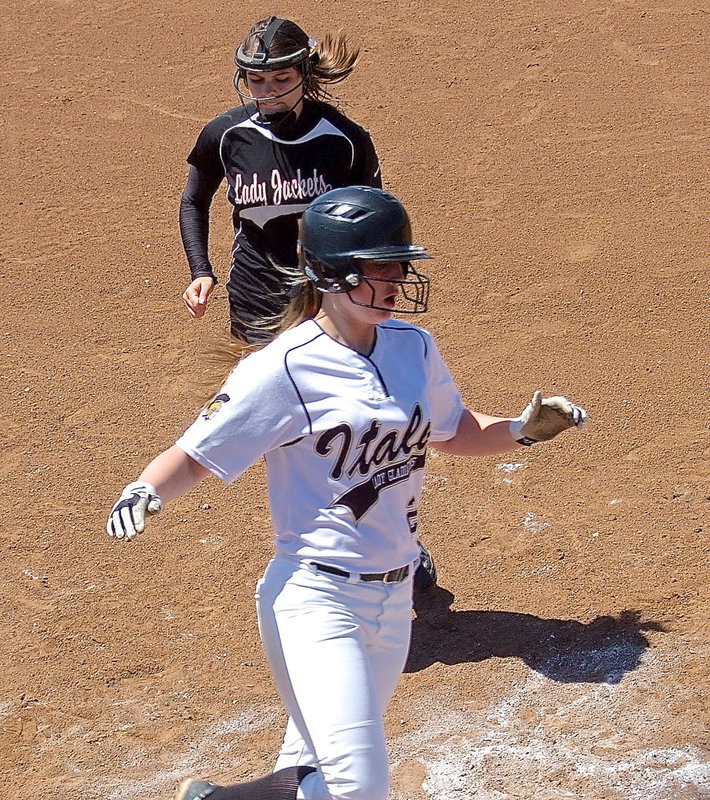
2, 1, 708, 797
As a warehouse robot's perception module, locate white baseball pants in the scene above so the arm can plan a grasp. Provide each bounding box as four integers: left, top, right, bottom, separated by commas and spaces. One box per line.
255, 555, 414, 800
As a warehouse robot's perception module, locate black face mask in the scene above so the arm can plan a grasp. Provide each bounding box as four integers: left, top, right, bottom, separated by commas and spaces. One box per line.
233, 69, 307, 133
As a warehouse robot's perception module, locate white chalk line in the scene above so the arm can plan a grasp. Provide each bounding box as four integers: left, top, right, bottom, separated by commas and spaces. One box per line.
388, 654, 709, 800
88, 705, 282, 799
40, 640, 707, 799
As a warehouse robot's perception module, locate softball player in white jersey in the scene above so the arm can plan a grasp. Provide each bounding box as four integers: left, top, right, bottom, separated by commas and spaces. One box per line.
107, 187, 587, 800
179, 15, 438, 593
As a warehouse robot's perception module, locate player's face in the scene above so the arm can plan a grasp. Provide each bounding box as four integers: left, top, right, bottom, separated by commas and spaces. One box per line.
347, 261, 407, 320
246, 67, 304, 116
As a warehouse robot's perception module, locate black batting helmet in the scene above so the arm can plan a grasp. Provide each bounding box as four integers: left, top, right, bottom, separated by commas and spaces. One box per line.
299, 186, 431, 314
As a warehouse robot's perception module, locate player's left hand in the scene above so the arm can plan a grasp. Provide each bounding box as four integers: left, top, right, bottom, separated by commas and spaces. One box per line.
106, 481, 162, 541
509, 391, 587, 446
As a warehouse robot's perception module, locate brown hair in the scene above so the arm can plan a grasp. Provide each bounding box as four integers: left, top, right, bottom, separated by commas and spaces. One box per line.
199, 251, 323, 396
239, 17, 360, 105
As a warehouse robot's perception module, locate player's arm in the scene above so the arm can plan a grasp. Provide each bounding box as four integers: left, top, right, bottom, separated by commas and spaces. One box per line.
138, 445, 210, 502
106, 446, 210, 541
180, 163, 224, 318
432, 409, 517, 457
432, 392, 587, 457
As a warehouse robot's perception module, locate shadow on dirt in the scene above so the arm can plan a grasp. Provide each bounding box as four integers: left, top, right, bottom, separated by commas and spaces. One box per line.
406, 586, 666, 683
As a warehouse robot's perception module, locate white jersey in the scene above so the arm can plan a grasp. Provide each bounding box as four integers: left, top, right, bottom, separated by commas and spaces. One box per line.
176, 318, 464, 572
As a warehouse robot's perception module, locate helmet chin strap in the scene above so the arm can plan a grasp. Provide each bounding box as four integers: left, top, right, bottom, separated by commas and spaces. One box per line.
255, 92, 306, 130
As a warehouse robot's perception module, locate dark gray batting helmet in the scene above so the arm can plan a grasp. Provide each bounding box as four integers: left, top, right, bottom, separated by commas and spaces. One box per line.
299, 186, 431, 314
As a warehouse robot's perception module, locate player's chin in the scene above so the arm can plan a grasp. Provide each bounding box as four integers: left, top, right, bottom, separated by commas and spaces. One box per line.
261, 99, 288, 110
371, 305, 394, 323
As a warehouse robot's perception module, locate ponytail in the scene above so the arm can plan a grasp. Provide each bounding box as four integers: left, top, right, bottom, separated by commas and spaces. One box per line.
198, 259, 322, 399
304, 31, 360, 103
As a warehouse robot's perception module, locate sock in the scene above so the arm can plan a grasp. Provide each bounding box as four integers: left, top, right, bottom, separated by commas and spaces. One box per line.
209, 766, 316, 800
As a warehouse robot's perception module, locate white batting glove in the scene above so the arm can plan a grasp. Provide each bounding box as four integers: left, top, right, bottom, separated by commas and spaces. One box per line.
106, 481, 162, 541
509, 391, 587, 446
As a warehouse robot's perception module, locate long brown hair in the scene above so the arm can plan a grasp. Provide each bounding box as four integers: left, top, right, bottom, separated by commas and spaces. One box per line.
238, 17, 360, 105
200, 251, 323, 396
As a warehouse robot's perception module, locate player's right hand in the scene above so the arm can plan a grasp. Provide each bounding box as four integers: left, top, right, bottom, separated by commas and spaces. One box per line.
106, 481, 162, 541
183, 276, 215, 318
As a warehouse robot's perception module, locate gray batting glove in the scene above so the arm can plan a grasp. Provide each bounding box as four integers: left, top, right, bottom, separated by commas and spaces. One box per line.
106, 481, 162, 541
509, 390, 587, 446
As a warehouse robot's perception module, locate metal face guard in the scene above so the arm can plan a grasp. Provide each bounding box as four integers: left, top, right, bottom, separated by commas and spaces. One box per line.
349, 265, 431, 315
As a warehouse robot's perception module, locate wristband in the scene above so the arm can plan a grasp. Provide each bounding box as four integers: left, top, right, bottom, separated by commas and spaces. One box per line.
508, 419, 537, 447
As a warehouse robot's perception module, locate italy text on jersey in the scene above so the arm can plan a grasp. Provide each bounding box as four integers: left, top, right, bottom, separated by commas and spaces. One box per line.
316, 404, 430, 521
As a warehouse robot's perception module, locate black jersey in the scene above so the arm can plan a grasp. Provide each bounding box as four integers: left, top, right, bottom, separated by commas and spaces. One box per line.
187, 100, 382, 338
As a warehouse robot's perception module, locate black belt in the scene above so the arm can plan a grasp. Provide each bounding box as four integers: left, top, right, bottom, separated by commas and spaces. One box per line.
312, 562, 410, 584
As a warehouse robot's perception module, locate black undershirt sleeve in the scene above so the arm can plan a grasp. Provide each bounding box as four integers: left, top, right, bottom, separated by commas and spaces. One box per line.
179, 163, 225, 283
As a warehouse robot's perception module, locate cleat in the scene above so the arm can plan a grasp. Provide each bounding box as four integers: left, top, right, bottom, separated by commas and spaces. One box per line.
414, 540, 437, 591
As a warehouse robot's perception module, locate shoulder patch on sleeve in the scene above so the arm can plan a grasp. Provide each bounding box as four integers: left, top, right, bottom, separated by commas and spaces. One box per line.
202, 393, 231, 420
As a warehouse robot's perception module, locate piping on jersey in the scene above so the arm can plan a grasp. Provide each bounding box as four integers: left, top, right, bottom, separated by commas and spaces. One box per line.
281, 327, 396, 438
282, 324, 427, 439
379, 322, 429, 358
360, 350, 390, 397
282, 329, 327, 435
358, 325, 431, 397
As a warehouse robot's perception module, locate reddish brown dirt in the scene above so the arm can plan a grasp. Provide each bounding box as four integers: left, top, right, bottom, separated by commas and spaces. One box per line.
2, 1, 708, 798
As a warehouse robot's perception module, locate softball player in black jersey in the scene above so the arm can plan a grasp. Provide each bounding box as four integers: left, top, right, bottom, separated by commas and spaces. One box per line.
180, 16, 382, 343
108, 187, 587, 800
